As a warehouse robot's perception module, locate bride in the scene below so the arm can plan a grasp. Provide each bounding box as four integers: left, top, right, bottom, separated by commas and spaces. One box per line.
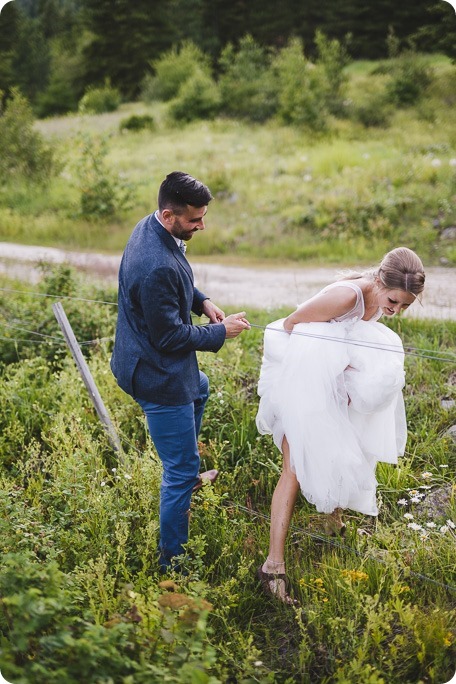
255, 247, 425, 604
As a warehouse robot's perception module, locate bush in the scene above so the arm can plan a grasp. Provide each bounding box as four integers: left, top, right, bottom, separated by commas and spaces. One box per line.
315, 30, 351, 117
143, 41, 212, 103
218, 35, 277, 122
78, 82, 121, 114
272, 37, 329, 131
0, 88, 57, 183
353, 95, 393, 128
386, 51, 433, 106
168, 68, 221, 123
73, 134, 135, 219
119, 114, 155, 133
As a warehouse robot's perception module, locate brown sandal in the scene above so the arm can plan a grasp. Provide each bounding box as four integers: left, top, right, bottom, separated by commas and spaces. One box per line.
256, 565, 299, 606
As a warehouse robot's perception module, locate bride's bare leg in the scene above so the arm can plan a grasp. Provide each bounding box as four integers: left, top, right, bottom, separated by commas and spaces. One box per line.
261, 436, 300, 602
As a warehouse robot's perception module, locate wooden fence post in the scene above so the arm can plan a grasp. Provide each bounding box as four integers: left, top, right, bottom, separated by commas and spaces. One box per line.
52, 301, 124, 463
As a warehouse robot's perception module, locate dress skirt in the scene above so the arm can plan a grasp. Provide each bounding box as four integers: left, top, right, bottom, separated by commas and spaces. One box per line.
255, 318, 407, 515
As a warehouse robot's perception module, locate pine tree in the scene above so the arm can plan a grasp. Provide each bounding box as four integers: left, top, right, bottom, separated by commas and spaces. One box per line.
81, 0, 174, 99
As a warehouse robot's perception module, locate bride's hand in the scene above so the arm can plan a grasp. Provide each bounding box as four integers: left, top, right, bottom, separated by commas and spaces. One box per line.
283, 316, 294, 333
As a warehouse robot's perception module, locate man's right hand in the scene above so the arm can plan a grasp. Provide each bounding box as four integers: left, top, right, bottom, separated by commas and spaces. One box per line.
222, 312, 250, 338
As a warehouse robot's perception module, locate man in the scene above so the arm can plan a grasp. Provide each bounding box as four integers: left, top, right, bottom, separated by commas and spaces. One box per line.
111, 171, 250, 572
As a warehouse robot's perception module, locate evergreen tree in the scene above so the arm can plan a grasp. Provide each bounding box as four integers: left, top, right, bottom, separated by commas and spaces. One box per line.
81, 0, 174, 99
0, 2, 19, 100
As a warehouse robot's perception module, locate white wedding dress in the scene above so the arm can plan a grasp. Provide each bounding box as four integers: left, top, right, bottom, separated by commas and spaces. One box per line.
256, 282, 407, 515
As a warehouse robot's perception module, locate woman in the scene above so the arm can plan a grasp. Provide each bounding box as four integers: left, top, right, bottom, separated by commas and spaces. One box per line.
256, 247, 425, 604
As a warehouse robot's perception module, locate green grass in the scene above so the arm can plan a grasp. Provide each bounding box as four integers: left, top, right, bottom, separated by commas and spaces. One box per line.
1, 55, 455, 268
0, 267, 455, 682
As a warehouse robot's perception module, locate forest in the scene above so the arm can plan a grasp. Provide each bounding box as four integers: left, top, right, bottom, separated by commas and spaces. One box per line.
0, 0, 455, 115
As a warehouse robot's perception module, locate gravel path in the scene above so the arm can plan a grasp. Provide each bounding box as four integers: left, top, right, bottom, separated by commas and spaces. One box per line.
1, 241, 455, 321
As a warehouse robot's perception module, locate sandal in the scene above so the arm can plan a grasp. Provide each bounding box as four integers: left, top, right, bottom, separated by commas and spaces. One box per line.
256, 565, 299, 606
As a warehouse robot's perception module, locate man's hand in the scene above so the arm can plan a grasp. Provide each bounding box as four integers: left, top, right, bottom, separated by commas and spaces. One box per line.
202, 299, 225, 323
223, 312, 250, 338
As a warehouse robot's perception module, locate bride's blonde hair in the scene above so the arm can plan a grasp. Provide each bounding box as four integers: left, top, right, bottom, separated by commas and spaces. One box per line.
376, 247, 425, 297
339, 247, 425, 298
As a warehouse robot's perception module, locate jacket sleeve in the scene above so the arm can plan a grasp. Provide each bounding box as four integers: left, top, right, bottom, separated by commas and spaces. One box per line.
140, 265, 226, 353
192, 286, 209, 316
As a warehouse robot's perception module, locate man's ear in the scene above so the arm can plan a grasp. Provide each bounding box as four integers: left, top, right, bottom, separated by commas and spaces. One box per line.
161, 208, 174, 223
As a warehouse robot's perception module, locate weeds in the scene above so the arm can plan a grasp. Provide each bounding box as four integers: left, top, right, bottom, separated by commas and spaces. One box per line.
0, 270, 454, 681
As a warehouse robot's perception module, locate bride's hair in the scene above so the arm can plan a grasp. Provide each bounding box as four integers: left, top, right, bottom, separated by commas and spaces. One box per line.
376, 247, 425, 297
338, 247, 425, 298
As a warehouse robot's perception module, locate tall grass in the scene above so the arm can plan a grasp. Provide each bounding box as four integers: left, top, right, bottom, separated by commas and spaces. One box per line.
0, 267, 454, 682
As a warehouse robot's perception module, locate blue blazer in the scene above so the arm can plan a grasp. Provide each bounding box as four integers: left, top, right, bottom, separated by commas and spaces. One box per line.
111, 213, 226, 405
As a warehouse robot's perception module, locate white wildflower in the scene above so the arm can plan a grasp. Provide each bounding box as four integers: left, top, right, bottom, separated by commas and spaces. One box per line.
408, 522, 423, 531
440, 525, 449, 534
431, 158, 442, 167
303, 174, 312, 182
446, 520, 455, 530
419, 485, 432, 490
101, 481, 106, 487
124, 473, 132, 480
410, 496, 421, 503
254, 661, 263, 667
404, 513, 414, 520
426, 522, 437, 528
440, 464, 449, 468
397, 498, 408, 506
111, 467, 117, 473
421, 472, 433, 479
449, 158, 456, 167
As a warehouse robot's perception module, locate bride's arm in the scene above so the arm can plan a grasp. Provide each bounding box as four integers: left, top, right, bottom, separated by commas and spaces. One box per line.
283, 288, 357, 332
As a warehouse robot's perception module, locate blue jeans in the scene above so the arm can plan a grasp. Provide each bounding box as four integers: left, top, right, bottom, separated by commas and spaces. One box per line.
137, 371, 209, 571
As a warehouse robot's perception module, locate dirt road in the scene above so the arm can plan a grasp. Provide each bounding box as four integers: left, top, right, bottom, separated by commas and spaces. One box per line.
0, 242, 455, 320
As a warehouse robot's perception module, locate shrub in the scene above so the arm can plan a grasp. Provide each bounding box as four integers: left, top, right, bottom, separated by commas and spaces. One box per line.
78, 81, 121, 114
386, 51, 433, 106
168, 68, 221, 123
119, 114, 155, 133
272, 37, 328, 131
143, 41, 212, 103
218, 35, 277, 122
0, 88, 57, 183
353, 95, 393, 128
315, 30, 351, 117
73, 133, 135, 219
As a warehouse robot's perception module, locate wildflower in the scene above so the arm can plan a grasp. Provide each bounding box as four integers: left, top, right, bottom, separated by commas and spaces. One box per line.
440, 525, 449, 534
124, 473, 132, 480
426, 522, 437, 528
443, 633, 453, 647
216, 391, 222, 398
397, 498, 408, 506
419, 532, 429, 541
440, 464, 449, 468
220, 399, 225, 404
419, 485, 432, 490
431, 158, 442, 167
303, 174, 312, 182
404, 513, 414, 520
407, 522, 423, 531
101, 481, 106, 487
342, 569, 369, 582
254, 661, 263, 667
421, 472, 433, 480
446, 520, 455, 530
410, 496, 421, 503
111, 468, 117, 473
449, 159, 456, 167
409, 489, 420, 496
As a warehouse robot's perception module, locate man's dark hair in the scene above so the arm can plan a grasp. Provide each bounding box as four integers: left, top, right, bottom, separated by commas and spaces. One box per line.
158, 171, 213, 212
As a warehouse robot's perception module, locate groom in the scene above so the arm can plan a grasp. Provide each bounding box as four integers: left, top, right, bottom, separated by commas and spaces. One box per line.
111, 171, 250, 572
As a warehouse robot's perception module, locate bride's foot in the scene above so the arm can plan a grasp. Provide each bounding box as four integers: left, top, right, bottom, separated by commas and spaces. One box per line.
324, 508, 346, 537
257, 558, 299, 606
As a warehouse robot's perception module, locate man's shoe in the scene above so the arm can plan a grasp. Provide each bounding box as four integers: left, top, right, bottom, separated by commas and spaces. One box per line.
193, 469, 219, 492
